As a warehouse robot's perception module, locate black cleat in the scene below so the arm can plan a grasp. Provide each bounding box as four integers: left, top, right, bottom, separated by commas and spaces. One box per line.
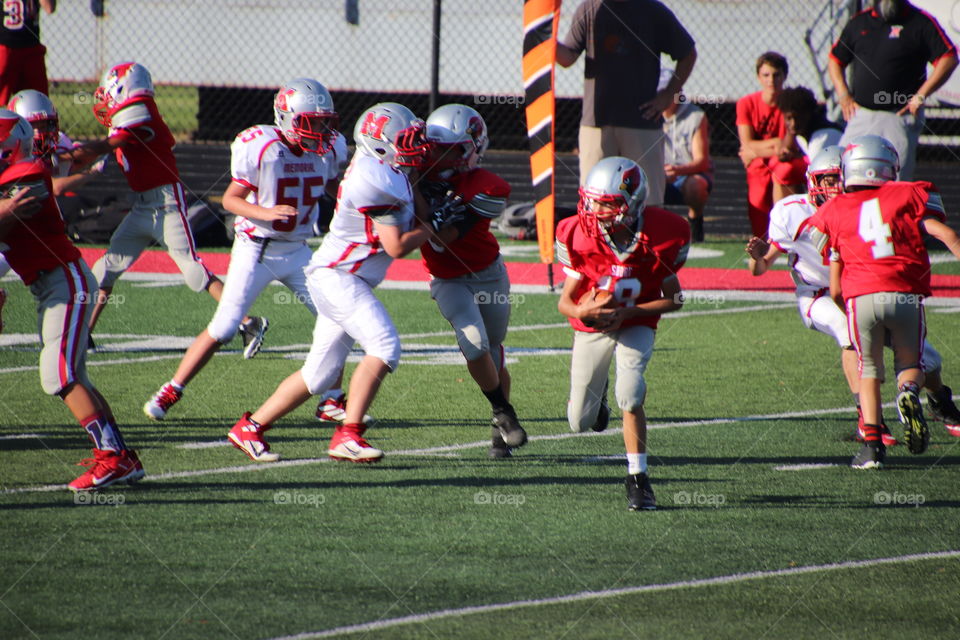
850, 443, 885, 469
592, 396, 610, 432
239, 316, 269, 359
927, 385, 960, 436
492, 405, 527, 448
897, 388, 929, 454
626, 473, 656, 511
488, 427, 511, 459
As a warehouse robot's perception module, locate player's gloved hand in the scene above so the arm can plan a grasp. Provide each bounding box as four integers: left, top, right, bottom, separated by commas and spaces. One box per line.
429, 192, 467, 233
420, 180, 452, 204
89, 154, 109, 174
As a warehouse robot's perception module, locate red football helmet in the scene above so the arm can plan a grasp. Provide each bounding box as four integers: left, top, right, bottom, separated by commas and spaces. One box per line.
577, 156, 648, 238
93, 61, 155, 127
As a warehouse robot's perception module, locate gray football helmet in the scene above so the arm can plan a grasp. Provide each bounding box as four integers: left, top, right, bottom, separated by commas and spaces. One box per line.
806, 145, 843, 207
94, 61, 155, 126
578, 156, 647, 238
841, 135, 899, 189
425, 103, 488, 175
0, 109, 35, 171
353, 102, 428, 169
273, 78, 338, 154
8, 89, 59, 157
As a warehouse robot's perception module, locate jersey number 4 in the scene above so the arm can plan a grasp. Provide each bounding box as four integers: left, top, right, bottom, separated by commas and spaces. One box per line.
273, 176, 325, 232
858, 198, 895, 259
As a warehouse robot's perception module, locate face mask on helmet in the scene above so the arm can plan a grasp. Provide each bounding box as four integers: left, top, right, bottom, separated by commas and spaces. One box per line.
354, 103, 428, 170
274, 79, 339, 155
93, 62, 155, 127
424, 104, 488, 176
577, 158, 647, 239
0, 109, 35, 171
8, 90, 59, 158
806, 145, 843, 207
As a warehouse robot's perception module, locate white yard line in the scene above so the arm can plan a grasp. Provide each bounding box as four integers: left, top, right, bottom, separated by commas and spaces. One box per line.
2, 401, 886, 495
268, 550, 960, 640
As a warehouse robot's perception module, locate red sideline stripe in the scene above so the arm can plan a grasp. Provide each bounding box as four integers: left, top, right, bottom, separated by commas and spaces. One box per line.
76, 247, 960, 296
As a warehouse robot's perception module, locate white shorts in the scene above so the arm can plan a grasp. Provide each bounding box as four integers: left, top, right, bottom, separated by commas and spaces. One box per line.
797, 289, 851, 349
299, 267, 401, 396
207, 235, 315, 342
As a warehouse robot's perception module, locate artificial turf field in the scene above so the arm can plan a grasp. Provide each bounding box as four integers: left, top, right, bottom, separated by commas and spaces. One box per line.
2, 239, 959, 639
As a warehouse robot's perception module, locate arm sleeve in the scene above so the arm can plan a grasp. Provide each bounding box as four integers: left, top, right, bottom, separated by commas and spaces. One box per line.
735, 94, 753, 128
920, 13, 956, 63
230, 132, 264, 192
830, 20, 856, 67
657, 3, 695, 61
561, 2, 589, 53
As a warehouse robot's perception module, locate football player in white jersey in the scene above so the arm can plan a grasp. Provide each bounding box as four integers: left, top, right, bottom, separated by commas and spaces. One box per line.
143, 78, 348, 421
226, 102, 436, 464
746, 145, 960, 440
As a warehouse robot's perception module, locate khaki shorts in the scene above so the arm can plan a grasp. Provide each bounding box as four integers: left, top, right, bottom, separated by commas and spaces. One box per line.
92, 182, 211, 292
847, 292, 925, 380
30, 260, 96, 395
567, 325, 655, 432
429, 257, 510, 364
578, 126, 665, 205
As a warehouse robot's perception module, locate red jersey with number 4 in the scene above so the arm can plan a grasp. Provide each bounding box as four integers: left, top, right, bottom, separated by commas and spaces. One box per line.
107, 97, 180, 192
0, 160, 81, 285
421, 168, 510, 279
555, 206, 690, 332
807, 181, 945, 299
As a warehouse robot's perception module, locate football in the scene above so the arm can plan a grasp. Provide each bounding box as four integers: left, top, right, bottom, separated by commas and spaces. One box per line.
581, 288, 616, 328
1, 181, 49, 203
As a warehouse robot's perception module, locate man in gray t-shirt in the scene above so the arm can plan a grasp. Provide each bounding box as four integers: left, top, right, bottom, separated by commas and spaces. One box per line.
558, 0, 696, 204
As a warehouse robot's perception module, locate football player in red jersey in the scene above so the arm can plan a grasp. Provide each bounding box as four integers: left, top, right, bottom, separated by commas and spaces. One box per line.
556, 156, 690, 511
808, 135, 960, 469
0, 109, 143, 491
66, 62, 258, 351
420, 104, 527, 458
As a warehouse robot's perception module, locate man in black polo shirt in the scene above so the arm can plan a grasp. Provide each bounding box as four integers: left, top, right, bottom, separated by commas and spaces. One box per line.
828, 0, 957, 180
557, 0, 697, 205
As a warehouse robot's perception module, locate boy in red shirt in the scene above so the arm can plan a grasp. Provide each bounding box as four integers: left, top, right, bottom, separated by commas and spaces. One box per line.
557, 156, 689, 510
0, 109, 143, 490
808, 135, 960, 468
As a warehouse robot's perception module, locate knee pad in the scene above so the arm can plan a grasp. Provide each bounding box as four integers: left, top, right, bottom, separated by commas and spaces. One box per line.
91, 255, 122, 290
173, 254, 212, 293
457, 324, 490, 363
616, 378, 647, 414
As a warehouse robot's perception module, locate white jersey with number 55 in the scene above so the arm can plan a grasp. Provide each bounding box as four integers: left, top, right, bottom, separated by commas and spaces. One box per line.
308, 153, 415, 287
230, 124, 347, 242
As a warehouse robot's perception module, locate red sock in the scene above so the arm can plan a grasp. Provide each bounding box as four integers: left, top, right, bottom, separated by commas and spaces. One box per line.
861, 423, 882, 446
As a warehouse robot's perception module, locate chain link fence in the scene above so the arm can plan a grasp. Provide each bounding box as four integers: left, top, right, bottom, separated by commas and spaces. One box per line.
35, 0, 960, 159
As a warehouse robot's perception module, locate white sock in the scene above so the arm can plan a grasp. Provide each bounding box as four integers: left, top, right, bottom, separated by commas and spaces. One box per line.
627, 453, 647, 475
169, 380, 184, 392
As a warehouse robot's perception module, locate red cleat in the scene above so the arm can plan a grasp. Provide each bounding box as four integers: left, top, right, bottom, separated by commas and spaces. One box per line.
328, 424, 383, 463
68, 448, 145, 492
228, 412, 279, 462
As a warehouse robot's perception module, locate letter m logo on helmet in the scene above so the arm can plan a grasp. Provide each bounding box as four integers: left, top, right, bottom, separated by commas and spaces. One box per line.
360, 112, 389, 139
274, 88, 294, 112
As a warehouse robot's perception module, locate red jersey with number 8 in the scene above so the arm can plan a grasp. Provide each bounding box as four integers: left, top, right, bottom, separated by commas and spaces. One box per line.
555, 206, 690, 332
807, 181, 945, 300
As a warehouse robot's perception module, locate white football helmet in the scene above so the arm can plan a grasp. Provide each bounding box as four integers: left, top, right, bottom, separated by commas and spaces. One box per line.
806, 145, 843, 207
93, 61, 155, 126
8, 90, 59, 158
578, 156, 647, 238
841, 135, 899, 189
0, 108, 35, 171
274, 78, 339, 155
353, 102, 429, 169
425, 103, 488, 175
